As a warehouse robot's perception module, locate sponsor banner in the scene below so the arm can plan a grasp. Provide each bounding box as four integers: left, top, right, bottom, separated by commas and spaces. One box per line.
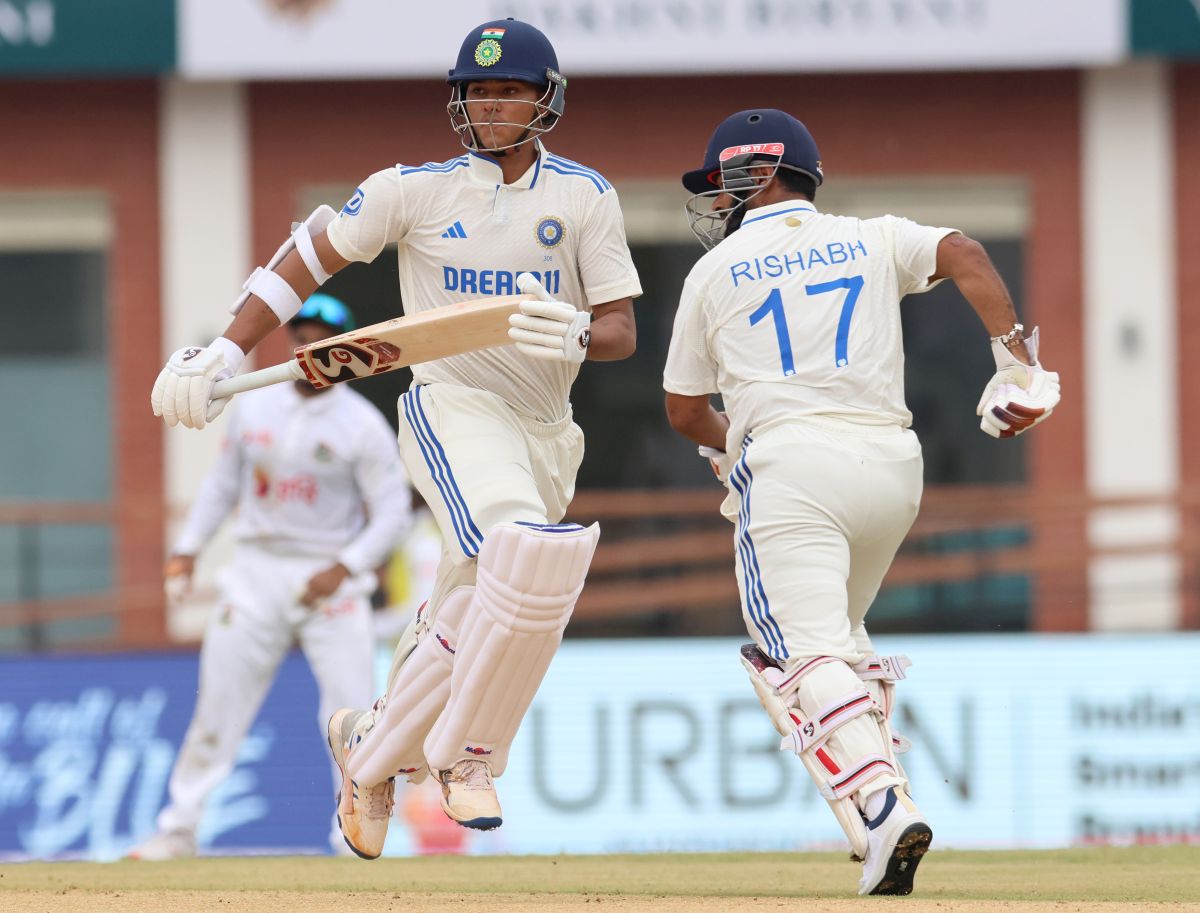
3, 635, 1197, 859
0, 653, 331, 860
0, 0, 175, 75
392, 634, 1200, 855
179, 0, 1126, 79
1131, 0, 1200, 56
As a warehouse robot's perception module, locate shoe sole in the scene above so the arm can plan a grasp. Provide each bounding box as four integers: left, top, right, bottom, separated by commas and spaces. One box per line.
868, 823, 933, 896
441, 801, 503, 831
326, 710, 380, 861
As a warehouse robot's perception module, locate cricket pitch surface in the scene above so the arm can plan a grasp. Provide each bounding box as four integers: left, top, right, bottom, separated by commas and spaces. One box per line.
3, 846, 1198, 912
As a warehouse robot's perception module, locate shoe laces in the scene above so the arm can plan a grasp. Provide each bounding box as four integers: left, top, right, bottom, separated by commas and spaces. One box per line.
445, 759, 493, 791
362, 779, 395, 818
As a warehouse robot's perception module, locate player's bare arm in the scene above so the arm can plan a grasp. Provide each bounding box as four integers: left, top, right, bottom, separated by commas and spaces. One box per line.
151, 205, 353, 430
224, 233, 351, 356
585, 298, 636, 361
931, 232, 1062, 438
931, 233, 1031, 365
664, 393, 729, 451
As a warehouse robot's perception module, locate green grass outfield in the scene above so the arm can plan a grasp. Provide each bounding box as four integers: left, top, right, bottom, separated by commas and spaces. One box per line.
3, 847, 1199, 911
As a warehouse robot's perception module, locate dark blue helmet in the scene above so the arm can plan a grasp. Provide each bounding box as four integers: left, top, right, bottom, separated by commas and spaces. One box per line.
682, 109, 823, 195
447, 18, 566, 132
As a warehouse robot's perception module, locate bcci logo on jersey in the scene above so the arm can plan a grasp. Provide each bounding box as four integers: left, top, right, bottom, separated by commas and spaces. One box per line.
535, 216, 565, 249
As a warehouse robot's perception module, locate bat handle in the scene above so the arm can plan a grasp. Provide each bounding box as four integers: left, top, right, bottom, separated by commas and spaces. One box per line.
211, 359, 306, 399
516, 272, 555, 302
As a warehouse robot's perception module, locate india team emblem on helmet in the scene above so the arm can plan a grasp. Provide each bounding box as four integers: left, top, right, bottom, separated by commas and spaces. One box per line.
474, 38, 503, 67
535, 216, 565, 248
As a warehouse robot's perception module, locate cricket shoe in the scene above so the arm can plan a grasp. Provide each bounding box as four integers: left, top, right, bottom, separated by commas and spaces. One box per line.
327, 708, 394, 860
438, 758, 503, 830
126, 829, 197, 861
857, 787, 933, 896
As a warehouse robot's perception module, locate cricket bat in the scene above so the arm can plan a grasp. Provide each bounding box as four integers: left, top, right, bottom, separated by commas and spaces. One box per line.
211, 294, 529, 400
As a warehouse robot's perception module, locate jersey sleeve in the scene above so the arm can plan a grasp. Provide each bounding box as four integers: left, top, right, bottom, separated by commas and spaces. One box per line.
337, 406, 413, 575
576, 188, 643, 306
325, 167, 407, 264
884, 215, 959, 297
663, 275, 718, 396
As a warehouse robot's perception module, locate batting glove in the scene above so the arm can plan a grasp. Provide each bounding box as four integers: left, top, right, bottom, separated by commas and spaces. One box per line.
508, 298, 591, 364
976, 326, 1061, 439
150, 338, 245, 430
698, 445, 736, 483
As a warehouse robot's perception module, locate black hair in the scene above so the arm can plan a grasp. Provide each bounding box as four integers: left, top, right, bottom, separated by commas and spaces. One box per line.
775, 167, 817, 200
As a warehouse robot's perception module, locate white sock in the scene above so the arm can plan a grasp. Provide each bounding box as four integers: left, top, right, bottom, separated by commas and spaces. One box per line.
861, 786, 891, 821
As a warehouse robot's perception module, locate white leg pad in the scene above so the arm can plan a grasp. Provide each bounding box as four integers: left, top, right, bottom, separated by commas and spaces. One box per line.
854, 653, 913, 779
424, 522, 600, 777
741, 645, 907, 860
346, 587, 472, 787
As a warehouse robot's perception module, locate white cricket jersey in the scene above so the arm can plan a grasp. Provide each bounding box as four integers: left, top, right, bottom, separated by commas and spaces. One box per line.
174, 383, 411, 574
326, 141, 642, 424
663, 200, 957, 447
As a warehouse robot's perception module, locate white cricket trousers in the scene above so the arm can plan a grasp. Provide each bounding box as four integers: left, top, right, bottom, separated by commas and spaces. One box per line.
156, 544, 375, 842
389, 382, 584, 678
722, 418, 923, 670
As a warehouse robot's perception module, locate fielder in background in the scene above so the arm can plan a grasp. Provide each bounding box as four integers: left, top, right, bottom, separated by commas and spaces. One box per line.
148, 18, 641, 859
662, 110, 1060, 896
132, 296, 412, 859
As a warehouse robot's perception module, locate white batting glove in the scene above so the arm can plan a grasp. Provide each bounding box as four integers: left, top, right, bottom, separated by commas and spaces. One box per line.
150, 338, 245, 430
508, 298, 591, 364
698, 445, 735, 483
976, 326, 1061, 439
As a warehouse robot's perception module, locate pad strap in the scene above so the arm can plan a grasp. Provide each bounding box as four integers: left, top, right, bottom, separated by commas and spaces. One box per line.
780, 689, 876, 755
768, 654, 843, 701
852, 654, 911, 682
821, 755, 899, 801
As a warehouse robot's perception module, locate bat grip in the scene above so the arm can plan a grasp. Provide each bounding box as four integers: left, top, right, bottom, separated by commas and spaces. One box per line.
516, 272, 555, 302
211, 359, 306, 399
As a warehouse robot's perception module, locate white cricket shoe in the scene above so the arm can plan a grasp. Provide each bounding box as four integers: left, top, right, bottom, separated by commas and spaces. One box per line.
438, 759, 503, 830
857, 787, 933, 896
126, 829, 196, 861
327, 708, 394, 859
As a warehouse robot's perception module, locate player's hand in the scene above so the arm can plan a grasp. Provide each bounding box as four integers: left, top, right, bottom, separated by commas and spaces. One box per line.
508, 298, 591, 364
150, 341, 243, 430
976, 327, 1061, 438
698, 445, 735, 483
163, 554, 196, 605
300, 562, 351, 608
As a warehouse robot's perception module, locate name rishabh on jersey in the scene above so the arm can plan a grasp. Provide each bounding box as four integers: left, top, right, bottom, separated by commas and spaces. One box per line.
325, 142, 642, 423
663, 200, 956, 446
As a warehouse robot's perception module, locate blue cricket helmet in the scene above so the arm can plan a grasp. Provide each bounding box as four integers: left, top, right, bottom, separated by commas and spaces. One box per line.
447, 18, 566, 122
682, 109, 823, 195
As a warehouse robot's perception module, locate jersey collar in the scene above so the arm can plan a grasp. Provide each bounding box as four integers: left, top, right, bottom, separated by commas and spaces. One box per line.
466, 140, 546, 190
739, 199, 819, 228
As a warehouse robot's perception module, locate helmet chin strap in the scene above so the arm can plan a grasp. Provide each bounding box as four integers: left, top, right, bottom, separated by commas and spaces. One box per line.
470, 123, 537, 158
724, 197, 749, 239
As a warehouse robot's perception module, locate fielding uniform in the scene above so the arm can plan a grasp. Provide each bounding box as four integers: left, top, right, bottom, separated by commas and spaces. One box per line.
147, 382, 411, 852
325, 143, 641, 791
664, 198, 953, 876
